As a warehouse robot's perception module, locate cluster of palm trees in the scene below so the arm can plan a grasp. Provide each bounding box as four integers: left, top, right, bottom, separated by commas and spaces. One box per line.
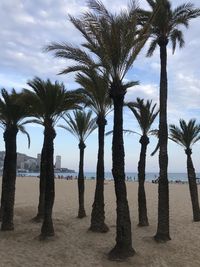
0, 0, 200, 261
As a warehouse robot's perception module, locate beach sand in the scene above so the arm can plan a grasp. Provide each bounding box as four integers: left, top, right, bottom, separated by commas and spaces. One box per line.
0, 177, 200, 267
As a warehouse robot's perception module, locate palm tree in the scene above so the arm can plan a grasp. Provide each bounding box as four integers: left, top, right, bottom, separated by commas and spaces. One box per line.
59, 110, 97, 218
169, 119, 200, 221
23, 77, 80, 238
138, 0, 200, 242
75, 70, 112, 232
0, 89, 30, 230
127, 98, 159, 227
45, 0, 154, 259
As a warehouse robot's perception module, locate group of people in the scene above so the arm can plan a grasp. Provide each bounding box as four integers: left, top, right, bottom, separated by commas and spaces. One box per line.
56, 175, 76, 180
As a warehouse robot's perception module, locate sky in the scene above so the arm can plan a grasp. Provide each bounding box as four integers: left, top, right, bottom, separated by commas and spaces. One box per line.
0, 0, 200, 173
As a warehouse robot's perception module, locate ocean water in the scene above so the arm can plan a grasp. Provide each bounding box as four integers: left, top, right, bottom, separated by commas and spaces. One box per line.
18, 171, 200, 182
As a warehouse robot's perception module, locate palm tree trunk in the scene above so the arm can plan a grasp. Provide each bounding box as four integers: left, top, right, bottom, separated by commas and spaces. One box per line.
90, 116, 109, 232
40, 124, 56, 238
77, 140, 86, 218
0, 163, 6, 221
185, 149, 200, 221
154, 39, 171, 242
108, 91, 134, 260
31, 145, 46, 222
138, 135, 149, 227
1, 126, 18, 231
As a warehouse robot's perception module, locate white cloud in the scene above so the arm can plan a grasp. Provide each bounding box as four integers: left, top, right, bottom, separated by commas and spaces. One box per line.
125, 84, 159, 111
0, 0, 200, 172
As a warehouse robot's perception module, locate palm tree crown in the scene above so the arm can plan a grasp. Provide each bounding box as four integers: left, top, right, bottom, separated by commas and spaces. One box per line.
0, 89, 28, 126
24, 77, 80, 126
59, 110, 97, 143
45, 0, 150, 92
169, 119, 200, 150
127, 97, 159, 135
139, 0, 200, 55
75, 69, 112, 118
0, 88, 30, 145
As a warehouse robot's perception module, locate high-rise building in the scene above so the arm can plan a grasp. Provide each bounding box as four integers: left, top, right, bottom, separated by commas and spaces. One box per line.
55, 155, 61, 169
37, 153, 41, 167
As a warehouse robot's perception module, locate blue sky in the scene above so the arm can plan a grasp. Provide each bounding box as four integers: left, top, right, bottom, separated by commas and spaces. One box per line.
0, 0, 200, 173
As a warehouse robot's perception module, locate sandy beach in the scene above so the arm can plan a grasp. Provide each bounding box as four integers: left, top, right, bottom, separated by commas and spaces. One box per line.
0, 177, 200, 267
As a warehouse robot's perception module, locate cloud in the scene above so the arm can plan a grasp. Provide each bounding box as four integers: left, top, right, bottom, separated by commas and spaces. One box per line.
0, 0, 200, 172
126, 84, 159, 99
0, 0, 89, 90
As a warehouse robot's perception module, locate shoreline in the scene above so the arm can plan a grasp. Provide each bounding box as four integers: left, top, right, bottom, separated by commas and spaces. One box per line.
9, 175, 199, 185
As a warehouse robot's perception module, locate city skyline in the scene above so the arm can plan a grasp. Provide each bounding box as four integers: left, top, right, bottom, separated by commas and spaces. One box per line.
0, 151, 64, 171
0, 0, 200, 172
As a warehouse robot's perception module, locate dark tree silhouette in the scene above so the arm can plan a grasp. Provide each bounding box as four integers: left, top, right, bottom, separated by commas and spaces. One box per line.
169, 119, 200, 221
23, 77, 80, 238
45, 0, 156, 260
0, 89, 30, 230
139, 0, 200, 242
127, 98, 158, 226
75, 70, 112, 232
59, 110, 97, 218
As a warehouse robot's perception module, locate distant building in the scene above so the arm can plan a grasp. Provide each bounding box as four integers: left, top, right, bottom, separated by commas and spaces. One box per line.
0, 151, 74, 173
20, 162, 25, 169
25, 158, 37, 170
37, 153, 41, 167
55, 155, 61, 169
0, 151, 38, 172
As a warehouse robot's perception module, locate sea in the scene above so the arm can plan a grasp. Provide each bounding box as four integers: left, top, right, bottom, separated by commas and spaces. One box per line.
17, 171, 200, 182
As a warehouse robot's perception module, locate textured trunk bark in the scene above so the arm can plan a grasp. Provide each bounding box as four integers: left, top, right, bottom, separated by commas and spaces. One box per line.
31, 145, 46, 222
108, 90, 134, 260
0, 171, 6, 221
185, 149, 200, 221
155, 38, 171, 242
138, 135, 149, 227
1, 126, 18, 231
40, 123, 56, 238
77, 141, 86, 218
89, 116, 109, 232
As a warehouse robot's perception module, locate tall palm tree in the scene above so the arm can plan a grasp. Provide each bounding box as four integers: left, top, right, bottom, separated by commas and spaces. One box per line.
138, 0, 200, 242
45, 0, 154, 259
59, 110, 97, 218
0, 89, 30, 230
127, 98, 159, 227
75, 70, 112, 232
169, 119, 200, 221
23, 77, 80, 238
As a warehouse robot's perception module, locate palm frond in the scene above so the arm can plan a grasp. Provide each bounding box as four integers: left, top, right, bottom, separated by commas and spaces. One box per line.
45, 0, 155, 89
146, 38, 158, 57
146, 0, 156, 9
0, 88, 31, 127
74, 68, 112, 116
106, 129, 141, 136
151, 141, 159, 156
25, 77, 82, 126
140, 0, 200, 55
87, 0, 111, 20
21, 119, 43, 125
170, 29, 185, 54
127, 97, 159, 135
169, 119, 200, 149
59, 65, 90, 75
18, 125, 31, 148
60, 110, 97, 142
